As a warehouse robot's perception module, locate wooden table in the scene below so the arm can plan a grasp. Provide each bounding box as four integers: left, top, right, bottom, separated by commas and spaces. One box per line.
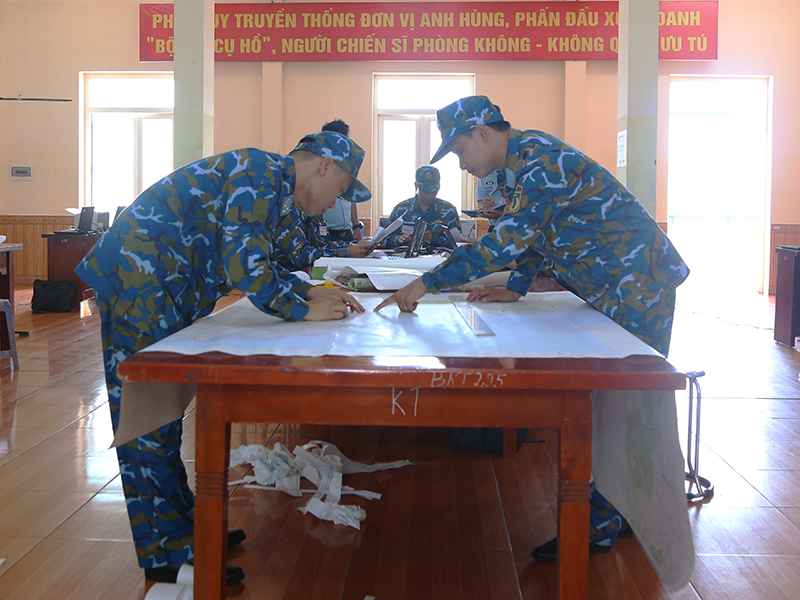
119, 351, 685, 600
0, 243, 23, 350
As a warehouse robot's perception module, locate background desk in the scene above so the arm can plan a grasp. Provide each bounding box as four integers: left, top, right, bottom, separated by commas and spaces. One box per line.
774, 246, 800, 347
120, 350, 685, 600
41, 232, 102, 311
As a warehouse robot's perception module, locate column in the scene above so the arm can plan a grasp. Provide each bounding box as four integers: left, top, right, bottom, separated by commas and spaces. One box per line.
616, 0, 659, 216
174, 0, 215, 167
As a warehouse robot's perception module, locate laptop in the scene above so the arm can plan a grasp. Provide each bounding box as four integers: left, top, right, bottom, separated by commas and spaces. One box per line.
404, 221, 428, 258
441, 227, 457, 251
55, 206, 95, 234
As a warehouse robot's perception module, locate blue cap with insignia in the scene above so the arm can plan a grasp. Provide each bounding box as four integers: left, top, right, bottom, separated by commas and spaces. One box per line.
431, 95, 505, 164
292, 131, 372, 203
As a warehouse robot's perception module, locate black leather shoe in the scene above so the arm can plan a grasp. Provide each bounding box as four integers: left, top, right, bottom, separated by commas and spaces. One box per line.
530, 537, 612, 563
618, 519, 634, 538
227, 528, 247, 549
144, 562, 245, 585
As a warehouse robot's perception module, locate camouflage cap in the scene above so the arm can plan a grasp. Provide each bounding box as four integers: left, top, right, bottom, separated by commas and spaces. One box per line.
431, 96, 506, 163
415, 165, 440, 193
292, 131, 372, 203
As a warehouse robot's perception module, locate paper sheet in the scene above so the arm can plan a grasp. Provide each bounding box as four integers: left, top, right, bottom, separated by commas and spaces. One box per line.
145, 584, 192, 600
314, 255, 447, 273
323, 266, 511, 293
139, 292, 661, 359
593, 389, 695, 592
323, 265, 426, 291
366, 212, 406, 250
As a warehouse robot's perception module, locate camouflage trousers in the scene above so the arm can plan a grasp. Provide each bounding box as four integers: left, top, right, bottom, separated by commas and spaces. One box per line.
97, 297, 195, 569
590, 482, 625, 545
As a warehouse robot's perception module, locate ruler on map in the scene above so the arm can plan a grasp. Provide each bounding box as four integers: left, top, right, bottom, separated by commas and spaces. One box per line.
452, 301, 495, 337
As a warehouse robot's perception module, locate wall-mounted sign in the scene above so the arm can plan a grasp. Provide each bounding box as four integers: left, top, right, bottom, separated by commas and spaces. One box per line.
140, 2, 718, 63
617, 130, 627, 168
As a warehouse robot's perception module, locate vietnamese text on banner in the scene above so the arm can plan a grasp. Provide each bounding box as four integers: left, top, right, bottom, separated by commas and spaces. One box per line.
140, 1, 718, 62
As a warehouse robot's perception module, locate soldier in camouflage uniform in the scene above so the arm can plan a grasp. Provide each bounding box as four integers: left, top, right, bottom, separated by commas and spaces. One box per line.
273, 204, 371, 272
384, 166, 461, 249
376, 96, 689, 560
75, 131, 370, 584
271, 116, 372, 271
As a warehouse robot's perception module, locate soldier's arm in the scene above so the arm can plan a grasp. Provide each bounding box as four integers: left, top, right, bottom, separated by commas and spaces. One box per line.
421, 207, 546, 294
506, 248, 545, 295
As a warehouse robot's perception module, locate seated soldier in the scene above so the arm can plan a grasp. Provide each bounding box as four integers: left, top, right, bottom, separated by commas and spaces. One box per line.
383, 165, 461, 249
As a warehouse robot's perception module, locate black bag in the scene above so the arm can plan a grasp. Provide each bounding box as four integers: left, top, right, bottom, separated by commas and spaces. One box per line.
446, 427, 528, 454
31, 279, 74, 313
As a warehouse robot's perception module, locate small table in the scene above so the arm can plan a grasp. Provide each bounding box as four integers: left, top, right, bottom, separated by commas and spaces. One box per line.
41, 232, 102, 310
120, 350, 685, 600
0, 243, 23, 350
774, 246, 800, 347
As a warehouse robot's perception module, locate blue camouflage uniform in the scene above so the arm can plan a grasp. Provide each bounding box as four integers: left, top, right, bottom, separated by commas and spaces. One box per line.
384, 196, 461, 249
75, 133, 370, 569
273, 206, 352, 272
427, 96, 689, 547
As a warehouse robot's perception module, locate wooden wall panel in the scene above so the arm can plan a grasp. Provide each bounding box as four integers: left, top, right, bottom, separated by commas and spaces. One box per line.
0, 215, 73, 284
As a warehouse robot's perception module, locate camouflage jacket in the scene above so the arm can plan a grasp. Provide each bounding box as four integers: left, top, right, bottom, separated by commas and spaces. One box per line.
76, 148, 315, 326
384, 196, 461, 248
423, 129, 689, 325
273, 208, 352, 272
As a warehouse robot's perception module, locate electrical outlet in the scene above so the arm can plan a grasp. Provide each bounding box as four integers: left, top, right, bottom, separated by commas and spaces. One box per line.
10, 164, 32, 180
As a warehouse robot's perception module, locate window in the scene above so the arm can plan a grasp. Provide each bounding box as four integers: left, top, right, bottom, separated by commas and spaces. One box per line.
667, 75, 772, 295
373, 74, 475, 217
82, 73, 174, 216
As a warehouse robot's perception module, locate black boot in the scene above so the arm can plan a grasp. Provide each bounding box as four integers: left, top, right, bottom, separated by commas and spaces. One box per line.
227, 528, 247, 549
530, 537, 612, 563
144, 529, 248, 584
144, 562, 245, 585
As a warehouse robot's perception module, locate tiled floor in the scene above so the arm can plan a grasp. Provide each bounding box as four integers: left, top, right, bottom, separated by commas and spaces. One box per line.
0, 285, 798, 599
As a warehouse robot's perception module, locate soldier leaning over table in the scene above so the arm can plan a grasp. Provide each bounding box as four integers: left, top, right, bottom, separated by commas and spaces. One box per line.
376, 95, 690, 562
76, 131, 370, 585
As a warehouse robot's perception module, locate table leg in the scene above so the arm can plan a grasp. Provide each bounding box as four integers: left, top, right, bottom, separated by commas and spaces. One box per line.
194, 386, 230, 600
557, 390, 593, 600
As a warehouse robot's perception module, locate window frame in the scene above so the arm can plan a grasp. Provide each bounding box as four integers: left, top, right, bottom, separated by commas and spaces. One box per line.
80, 71, 174, 209
371, 73, 475, 221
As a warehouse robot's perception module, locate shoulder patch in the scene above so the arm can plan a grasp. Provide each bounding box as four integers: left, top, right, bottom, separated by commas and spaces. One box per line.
506, 184, 524, 214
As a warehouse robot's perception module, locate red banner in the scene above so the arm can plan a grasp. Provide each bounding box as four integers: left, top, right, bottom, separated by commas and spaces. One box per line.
140, 2, 717, 62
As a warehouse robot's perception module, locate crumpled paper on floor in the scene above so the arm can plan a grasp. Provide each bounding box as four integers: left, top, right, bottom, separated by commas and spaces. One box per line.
229, 440, 412, 529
